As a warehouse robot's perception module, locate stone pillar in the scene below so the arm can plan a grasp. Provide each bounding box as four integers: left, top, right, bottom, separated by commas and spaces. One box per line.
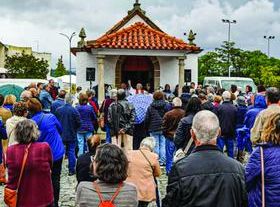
178, 56, 186, 96
97, 55, 105, 104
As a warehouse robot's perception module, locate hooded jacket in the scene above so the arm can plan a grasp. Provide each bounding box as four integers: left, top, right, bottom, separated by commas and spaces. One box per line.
144, 100, 168, 132
244, 95, 267, 130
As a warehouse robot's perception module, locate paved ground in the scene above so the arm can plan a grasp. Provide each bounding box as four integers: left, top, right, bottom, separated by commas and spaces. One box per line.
0, 158, 168, 207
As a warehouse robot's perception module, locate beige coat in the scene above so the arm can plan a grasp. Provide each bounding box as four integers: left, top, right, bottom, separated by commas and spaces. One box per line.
126, 148, 161, 202
251, 104, 280, 144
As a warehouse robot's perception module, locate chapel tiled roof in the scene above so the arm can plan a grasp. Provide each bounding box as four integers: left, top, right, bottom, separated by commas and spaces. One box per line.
86, 22, 200, 51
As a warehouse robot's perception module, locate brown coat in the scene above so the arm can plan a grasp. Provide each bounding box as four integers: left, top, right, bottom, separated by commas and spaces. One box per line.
162, 107, 185, 139
126, 148, 161, 202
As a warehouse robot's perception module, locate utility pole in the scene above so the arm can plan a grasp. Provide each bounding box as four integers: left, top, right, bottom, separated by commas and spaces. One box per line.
263, 35, 275, 57
222, 19, 237, 77
59, 32, 76, 92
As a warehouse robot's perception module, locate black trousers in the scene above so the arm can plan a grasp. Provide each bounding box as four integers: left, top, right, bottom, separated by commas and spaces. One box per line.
138, 201, 149, 207
51, 158, 63, 207
133, 122, 147, 150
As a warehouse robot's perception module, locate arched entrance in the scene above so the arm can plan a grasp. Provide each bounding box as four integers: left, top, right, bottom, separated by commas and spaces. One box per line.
115, 56, 160, 90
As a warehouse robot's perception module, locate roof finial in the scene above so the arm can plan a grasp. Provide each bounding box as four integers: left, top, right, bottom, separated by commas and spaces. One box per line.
184, 30, 197, 46
134, 0, 141, 8
77, 27, 87, 48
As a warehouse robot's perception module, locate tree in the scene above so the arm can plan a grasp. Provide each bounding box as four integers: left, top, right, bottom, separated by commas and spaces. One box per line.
260, 65, 280, 88
53, 56, 68, 77
5, 52, 49, 79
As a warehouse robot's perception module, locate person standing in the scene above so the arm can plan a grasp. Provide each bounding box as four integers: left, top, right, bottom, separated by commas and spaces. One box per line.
76, 92, 97, 156
246, 113, 280, 207
39, 84, 53, 113
108, 89, 136, 151
163, 97, 185, 174
163, 110, 247, 207
5, 120, 53, 206
216, 91, 237, 158
6, 102, 28, 146
145, 91, 168, 165
55, 93, 81, 176
100, 89, 117, 143
0, 94, 12, 124
49, 79, 59, 100
127, 83, 153, 149
251, 87, 280, 144
3, 94, 16, 112
236, 96, 248, 129
76, 144, 138, 207
126, 137, 161, 207
0, 119, 7, 184
27, 98, 64, 207
51, 90, 66, 114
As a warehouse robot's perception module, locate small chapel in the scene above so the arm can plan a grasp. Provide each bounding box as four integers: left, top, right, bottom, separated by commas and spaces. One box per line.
72, 1, 202, 102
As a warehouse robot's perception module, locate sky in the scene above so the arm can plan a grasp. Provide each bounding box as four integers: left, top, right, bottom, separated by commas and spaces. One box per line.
0, 0, 279, 70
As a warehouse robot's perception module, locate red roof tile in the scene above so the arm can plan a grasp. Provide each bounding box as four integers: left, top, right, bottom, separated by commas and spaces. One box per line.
86, 22, 200, 51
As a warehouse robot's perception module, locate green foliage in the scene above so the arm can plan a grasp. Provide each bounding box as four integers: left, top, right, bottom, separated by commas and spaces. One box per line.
198, 41, 280, 87
5, 52, 49, 79
53, 56, 68, 77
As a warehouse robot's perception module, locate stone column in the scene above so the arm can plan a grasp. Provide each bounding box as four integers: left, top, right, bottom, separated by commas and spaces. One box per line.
97, 55, 105, 104
178, 56, 186, 96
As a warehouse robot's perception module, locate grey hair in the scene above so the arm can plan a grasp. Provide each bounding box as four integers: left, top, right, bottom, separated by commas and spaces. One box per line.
65, 93, 73, 105
110, 89, 118, 99
222, 91, 231, 101
172, 97, 182, 107
140, 137, 156, 151
14, 119, 40, 144
192, 110, 220, 143
20, 90, 32, 101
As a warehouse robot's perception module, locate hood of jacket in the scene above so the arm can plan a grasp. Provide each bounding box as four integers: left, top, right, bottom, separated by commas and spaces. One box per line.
151, 100, 166, 109
254, 95, 267, 109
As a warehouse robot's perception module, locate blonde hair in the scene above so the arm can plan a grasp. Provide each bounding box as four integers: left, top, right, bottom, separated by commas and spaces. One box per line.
261, 113, 280, 144
4, 94, 16, 105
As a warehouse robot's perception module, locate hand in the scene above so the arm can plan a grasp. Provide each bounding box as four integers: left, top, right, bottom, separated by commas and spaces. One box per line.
119, 129, 125, 134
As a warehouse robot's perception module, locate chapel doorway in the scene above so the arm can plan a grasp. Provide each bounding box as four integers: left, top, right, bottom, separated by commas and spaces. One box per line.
121, 56, 154, 90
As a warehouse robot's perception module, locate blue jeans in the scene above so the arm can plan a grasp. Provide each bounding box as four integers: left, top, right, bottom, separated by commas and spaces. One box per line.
150, 132, 166, 165
217, 137, 234, 158
165, 138, 176, 174
65, 141, 76, 173
105, 124, 111, 143
77, 131, 92, 156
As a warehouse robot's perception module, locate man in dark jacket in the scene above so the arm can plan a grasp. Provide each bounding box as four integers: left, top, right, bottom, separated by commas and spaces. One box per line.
163, 97, 185, 174
51, 90, 66, 114
217, 91, 237, 158
55, 93, 81, 175
108, 89, 136, 151
162, 110, 247, 207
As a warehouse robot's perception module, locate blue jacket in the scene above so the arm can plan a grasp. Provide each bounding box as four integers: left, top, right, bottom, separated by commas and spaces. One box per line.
76, 104, 96, 132
51, 98, 65, 114
244, 95, 267, 130
32, 111, 64, 161
246, 143, 280, 207
39, 90, 53, 112
55, 104, 81, 142
236, 105, 248, 128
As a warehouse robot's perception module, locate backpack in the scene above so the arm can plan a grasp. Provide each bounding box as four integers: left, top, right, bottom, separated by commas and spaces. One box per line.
94, 181, 123, 207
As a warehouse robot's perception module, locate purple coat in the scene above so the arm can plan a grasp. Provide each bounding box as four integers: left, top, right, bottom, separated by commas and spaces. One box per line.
76, 104, 96, 132
245, 143, 280, 207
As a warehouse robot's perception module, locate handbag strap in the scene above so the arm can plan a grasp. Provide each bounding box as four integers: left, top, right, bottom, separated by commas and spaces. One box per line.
260, 146, 265, 207
139, 149, 153, 172
17, 143, 31, 191
93, 181, 123, 203
183, 138, 193, 154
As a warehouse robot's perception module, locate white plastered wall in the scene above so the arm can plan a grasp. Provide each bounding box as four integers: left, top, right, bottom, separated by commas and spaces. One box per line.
158, 56, 178, 90
104, 56, 118, 87
186, 54, 198, 85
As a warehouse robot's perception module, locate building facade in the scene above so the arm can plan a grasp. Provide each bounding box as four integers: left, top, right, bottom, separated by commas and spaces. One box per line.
72, 2, 202, 102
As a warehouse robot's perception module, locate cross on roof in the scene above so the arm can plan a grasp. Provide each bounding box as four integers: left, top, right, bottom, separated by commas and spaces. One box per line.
135, 0, 139, 4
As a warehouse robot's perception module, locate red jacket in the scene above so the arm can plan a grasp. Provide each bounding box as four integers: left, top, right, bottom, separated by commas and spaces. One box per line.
6, 142, 53, 206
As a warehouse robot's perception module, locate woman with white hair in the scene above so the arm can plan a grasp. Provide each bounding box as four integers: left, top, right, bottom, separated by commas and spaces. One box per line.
126, 137, 161, 207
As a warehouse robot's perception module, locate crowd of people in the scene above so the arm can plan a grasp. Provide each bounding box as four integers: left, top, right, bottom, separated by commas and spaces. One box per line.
0, 79, 279, 207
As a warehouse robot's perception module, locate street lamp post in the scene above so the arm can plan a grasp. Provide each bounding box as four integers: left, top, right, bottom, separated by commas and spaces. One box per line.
263, 35, 275, 57
222, 19, 237, 77
59, 32, 76, 92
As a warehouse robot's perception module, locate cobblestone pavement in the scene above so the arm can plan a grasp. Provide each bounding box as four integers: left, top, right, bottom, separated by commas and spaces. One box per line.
0, 160, 168, 207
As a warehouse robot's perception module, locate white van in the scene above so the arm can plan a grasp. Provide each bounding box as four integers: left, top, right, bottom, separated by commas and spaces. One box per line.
203, 77, 257, 93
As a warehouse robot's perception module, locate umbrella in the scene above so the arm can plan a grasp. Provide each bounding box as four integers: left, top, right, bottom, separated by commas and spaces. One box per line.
0, 84, 24, 101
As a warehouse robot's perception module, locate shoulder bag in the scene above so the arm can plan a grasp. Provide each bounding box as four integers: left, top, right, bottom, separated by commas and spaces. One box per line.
173, 137, 193, 162
4, 143, 31, 207
260, 146, 265, 207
